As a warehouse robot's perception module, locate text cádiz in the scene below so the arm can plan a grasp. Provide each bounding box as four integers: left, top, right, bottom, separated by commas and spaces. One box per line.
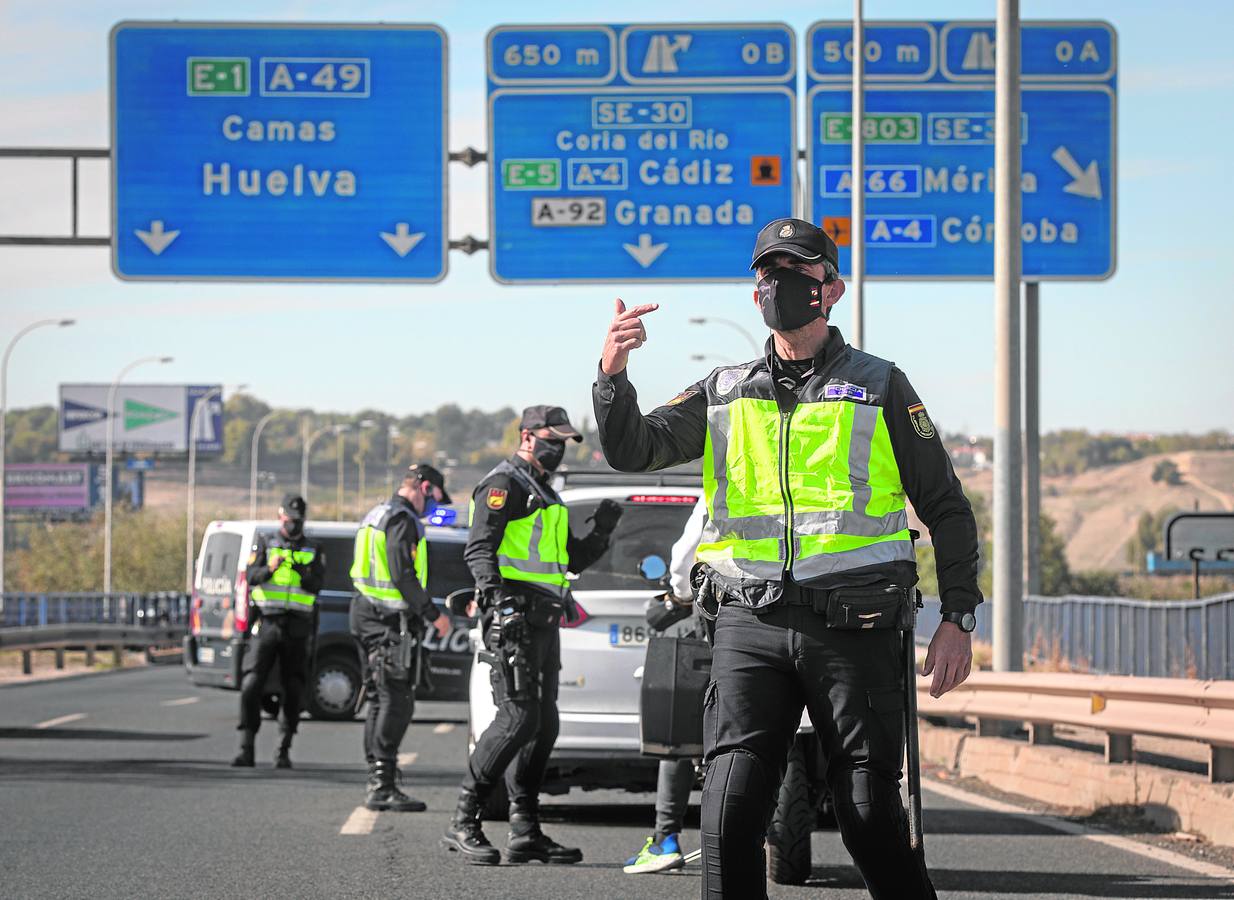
201, 115, 354, 197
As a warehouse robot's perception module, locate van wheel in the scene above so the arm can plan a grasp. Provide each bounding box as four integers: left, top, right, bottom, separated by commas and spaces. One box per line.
308, 653, 362, 721
767, 737, 813, 885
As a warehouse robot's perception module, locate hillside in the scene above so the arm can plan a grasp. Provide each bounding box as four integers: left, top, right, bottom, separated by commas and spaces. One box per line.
960, 450, 1234, 571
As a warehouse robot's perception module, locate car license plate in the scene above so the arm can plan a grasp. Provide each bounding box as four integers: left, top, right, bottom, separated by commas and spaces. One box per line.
609, 623, 650, 647
198, 646, 215, 665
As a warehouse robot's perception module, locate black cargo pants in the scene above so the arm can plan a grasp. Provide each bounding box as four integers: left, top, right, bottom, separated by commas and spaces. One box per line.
701, 602, 935, 900
238, 614, 310, 737
462, 620, 560, 808
350, 597, 415, 764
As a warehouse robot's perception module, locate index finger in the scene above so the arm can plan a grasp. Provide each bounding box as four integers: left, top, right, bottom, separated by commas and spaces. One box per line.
615, 302, 660, 320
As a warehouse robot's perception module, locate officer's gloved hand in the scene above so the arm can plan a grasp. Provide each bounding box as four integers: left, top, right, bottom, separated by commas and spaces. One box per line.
491, 600, 526, 649
588, 498, 624, 536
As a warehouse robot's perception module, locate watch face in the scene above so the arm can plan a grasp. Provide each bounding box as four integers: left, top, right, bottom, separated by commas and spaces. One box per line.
961, 613, 977, 633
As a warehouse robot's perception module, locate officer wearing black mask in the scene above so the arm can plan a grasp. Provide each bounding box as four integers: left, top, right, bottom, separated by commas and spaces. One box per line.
442, 405, 621, 865
592, 218, 982, 899
232, 494, 326, 769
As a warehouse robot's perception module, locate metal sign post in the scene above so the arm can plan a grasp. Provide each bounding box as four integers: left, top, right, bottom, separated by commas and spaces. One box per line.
486, 23, 797, 282
850, 1, 865, 349
110, 22, 448, 282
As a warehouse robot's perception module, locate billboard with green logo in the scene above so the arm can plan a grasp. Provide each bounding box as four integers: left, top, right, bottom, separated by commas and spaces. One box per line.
58, 384, 224, 455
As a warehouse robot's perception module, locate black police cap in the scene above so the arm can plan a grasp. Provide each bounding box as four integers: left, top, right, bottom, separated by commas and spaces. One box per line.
750, 218, 839, 271
407, 463, 452, 505
280, 493, 307, 518
520, 405, 583, 443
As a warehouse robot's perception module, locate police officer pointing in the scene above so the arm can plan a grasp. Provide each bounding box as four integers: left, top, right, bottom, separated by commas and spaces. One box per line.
232, 493, 326, 769
442, 406, 621, 865
593, 219, 982, 899
350, 464, 452, 812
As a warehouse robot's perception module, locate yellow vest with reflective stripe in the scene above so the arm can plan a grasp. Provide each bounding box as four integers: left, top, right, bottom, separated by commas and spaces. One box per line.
470, 461, 570, 597
697, 347, 914, 589
350, 501, 428, 611
251, 545, 318, 614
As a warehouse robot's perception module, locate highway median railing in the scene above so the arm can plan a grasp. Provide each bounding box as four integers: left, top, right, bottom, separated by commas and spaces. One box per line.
0, 592, 189, 674
919, 671, 1234, 783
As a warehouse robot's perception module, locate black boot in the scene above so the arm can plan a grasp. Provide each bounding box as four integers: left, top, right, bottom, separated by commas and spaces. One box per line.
230, 730, 255, 768
365, 759, 426, 812
441, 788, 501, 865
505, 798, 582, 864
275, 733, 293, 769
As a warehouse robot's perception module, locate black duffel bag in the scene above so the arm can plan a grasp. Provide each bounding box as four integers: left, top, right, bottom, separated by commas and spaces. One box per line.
639, 635, 712, 758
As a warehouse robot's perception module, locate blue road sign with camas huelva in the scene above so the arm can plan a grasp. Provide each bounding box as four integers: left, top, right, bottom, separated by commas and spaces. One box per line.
487, 23, 797, 283
110, 21, 447, 282
806, 20, 1116, 280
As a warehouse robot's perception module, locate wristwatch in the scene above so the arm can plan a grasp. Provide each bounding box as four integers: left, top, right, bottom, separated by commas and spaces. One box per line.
941, 610, 977, 633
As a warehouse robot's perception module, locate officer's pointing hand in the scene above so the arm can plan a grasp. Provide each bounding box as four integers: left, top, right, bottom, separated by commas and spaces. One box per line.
602, 298, 660, 376
922, 621, 973, 698
268, 555, 285, 570
432, 610, 451, 640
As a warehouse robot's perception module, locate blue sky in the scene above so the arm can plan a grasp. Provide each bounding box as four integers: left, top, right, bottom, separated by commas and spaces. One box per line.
1, 0, 1232, 438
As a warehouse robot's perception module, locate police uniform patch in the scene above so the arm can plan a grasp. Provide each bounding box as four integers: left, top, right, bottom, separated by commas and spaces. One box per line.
715, 367, 746, 396
908, 403, 935, 439
778, 223, 794, 238
664, 389, 698, 407
486, 488, 508, 510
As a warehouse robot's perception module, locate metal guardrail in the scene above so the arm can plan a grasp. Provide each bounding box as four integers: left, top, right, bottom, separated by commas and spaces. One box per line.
916, 592, 1234, 680
918, 671, 1234, 783
1, 592, 190, 629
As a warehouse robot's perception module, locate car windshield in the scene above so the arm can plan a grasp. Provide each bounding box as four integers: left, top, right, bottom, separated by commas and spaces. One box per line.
566, 497, 697, 592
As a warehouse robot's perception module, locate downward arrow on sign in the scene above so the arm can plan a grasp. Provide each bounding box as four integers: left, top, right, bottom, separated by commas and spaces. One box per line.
622, 233, 668, 268
1051, 146, 1103, 200
135, 220, 180, 255
380, 222, 425, 257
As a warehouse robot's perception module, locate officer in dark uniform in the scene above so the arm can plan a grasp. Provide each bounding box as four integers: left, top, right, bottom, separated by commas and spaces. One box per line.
442, 405, 622, 865
232, 493, 326, 769
591, 219, 982, 899
350, 464, 453, 812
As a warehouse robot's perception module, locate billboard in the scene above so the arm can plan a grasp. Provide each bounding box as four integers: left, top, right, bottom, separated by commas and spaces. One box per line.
58, 384, 224, 455
4, 463, 102, 513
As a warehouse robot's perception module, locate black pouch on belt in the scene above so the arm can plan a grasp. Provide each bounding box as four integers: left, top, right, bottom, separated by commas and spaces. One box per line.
819, 585, 911, 631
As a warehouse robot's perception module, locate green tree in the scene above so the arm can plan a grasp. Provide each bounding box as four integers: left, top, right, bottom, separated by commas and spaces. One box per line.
1151, 458, 1183, 485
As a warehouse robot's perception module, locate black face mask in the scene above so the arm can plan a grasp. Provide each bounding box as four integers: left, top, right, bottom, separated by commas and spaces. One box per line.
531, 437, 567, 472
283, 518, 305, 539
756, 266, 828, 332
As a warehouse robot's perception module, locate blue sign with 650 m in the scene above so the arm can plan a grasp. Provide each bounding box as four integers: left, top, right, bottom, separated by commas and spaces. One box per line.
487, 24, 797, 283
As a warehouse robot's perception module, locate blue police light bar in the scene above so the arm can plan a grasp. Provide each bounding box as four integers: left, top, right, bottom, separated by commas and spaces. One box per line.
429, 508, 458, 526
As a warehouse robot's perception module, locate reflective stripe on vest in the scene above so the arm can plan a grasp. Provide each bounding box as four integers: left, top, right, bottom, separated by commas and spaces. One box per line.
350, 502, 428, 612
251, 547, 317, 614
470, 462, 570, 597
698, 388, 913, 583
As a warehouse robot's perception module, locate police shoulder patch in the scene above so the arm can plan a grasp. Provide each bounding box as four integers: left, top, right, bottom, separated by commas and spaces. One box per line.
664, 389, 698, 407
908, 403, 935, 439
486, 488, 508, 510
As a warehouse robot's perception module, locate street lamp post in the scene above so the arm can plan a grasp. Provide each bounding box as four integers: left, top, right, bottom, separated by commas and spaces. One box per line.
300, 423, 349, 514
385, 424, 400, 497
104, 354, 173, 595
248, 410, 278, 521
356, 419, 377, 514
187, 384, 245, 593
687, 316, 763, 356
1, 317, 75, 596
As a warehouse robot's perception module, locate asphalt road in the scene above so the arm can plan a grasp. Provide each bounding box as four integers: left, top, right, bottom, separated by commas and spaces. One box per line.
1, 666, 1231, 899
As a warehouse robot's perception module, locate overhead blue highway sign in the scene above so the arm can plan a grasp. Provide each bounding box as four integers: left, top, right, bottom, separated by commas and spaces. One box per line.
111, 22, 447, 282
806, 20, 1116, 280
487, 24, 797, 283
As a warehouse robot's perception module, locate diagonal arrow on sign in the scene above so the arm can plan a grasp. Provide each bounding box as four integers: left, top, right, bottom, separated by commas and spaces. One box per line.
380, 222, 426, 257
1051, 146, 1103, 200
622, 233, 668, 268
135, 220, 180, 255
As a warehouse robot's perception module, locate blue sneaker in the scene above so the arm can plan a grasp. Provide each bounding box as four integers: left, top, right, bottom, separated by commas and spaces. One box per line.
623, 833, 684, 874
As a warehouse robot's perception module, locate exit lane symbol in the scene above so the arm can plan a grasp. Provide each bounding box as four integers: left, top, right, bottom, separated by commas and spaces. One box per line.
135, 220, 180, 255
380, 223, 426, 257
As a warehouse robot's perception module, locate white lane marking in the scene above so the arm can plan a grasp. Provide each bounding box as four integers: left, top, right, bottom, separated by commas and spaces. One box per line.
397, 752, 418, 767
339, 806, 378, 836
35, 713, 86, 729
923, 779, 1234, 880
160, 697, 199, 707
432, 723, 455, 735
